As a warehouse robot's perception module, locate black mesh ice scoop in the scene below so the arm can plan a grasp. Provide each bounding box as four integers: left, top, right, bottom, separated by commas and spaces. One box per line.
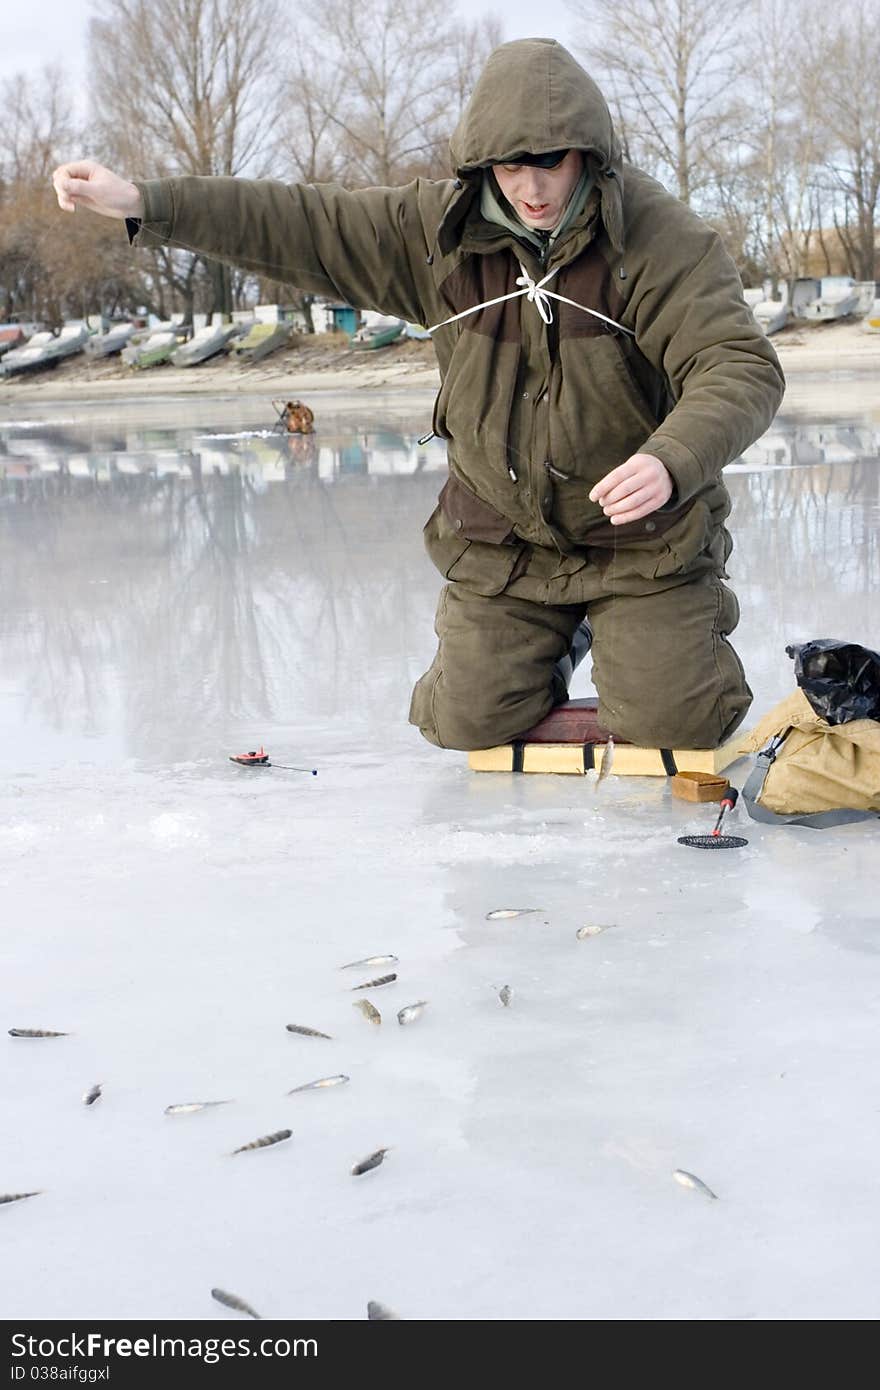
677, 787, 748, 849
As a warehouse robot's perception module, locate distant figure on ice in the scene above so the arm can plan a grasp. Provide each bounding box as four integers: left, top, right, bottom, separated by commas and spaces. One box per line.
53, 37, 784, 752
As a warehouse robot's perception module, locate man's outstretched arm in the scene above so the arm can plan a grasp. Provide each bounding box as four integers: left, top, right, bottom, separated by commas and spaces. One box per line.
52, 160, 439, 326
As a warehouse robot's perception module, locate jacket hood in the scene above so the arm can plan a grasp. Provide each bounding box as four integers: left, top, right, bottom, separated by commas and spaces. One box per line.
441, 38, 625, 255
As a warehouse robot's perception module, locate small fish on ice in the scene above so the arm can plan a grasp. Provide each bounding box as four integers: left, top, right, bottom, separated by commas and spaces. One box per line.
211, 1287, 261, 1319
353, 1000, 382, 1026
285, 1024, 332, 1039
485, 909, 543, 921
340, 955, 398, 970
352, 1147, 390, 1176
231, 1129, 292, 1155
165, 1101, 232, 1115
0, 1192, 41, 1206
82, 1084, 102, 1106
9, 1028, 69, 1038
368, 1301, 400, 1319
498, 986, 513, 1007
673, 1168, 718, 1200
287, 1075, 349, 1093
397, 1001, 428, 1026
351, 974, 397, 991
576, 924, 612, 939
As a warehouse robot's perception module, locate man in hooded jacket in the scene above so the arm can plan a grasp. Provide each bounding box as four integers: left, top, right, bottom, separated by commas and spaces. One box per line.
53, 38, 785, 752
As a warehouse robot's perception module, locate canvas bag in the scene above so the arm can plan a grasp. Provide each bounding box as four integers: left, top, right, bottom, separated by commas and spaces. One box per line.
740, 688, 880, 827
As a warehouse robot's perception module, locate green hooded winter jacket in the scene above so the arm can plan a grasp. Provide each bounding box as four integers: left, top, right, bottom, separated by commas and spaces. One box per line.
130, 38, 785, 593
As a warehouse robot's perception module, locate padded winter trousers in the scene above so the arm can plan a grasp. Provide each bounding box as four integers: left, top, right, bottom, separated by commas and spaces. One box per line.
409, 571, 752, 752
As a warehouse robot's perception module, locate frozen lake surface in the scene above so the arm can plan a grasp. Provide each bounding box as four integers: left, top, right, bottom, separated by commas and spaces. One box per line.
1, 392, 879, 1321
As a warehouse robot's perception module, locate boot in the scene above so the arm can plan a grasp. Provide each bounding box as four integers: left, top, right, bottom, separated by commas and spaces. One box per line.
554, 618, 593, 691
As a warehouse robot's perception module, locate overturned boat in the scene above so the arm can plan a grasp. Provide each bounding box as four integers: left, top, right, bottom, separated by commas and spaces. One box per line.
122, 326, 189, 369
0, 322, 90, 377
0, 326, 28, 359
86, 322, 137, 358
229, 320, 291, 363
171, 320, 240, 367
350, 317, 405, 350
791, 275, 861, 322
752, 297, 790, 335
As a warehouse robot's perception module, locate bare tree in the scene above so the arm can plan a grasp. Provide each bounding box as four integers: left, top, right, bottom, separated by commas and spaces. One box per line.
298, 0, 502, 187
89, 0, 285, 315
0, 67, 74, 186
801, 0, 880, 281
567, 0, 748, 207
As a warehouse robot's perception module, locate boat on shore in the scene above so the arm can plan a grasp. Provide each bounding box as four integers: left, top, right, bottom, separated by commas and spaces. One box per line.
753, 297, 790, 335
229, 320, 291, 364
122, 325, 190, 369
0, 326, 29, 359
350, 319, 405, 351
792, 275, 862, 323
0, 323, 90, 377
172, 321, 241, 367
86, 323, 137, 358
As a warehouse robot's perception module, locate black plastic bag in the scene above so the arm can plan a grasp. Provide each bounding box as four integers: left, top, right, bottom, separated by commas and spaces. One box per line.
786, 639, 880, 724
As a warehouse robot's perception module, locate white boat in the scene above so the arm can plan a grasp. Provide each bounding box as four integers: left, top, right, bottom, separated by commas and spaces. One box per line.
753, 298, 790, 334
0, 323, 89, 376
794, 275, 861, 322
86, 322, 137, 358
171, 321, 240, 367
122, 328, 188, 369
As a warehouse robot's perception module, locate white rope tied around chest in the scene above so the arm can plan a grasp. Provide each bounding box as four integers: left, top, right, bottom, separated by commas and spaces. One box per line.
427, 262, 635, 338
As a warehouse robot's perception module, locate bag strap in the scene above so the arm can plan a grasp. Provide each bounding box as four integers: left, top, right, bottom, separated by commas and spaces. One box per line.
742, 729, 880, 829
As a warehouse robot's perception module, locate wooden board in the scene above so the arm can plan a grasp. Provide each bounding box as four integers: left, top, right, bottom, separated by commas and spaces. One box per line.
469, 733, 750, 777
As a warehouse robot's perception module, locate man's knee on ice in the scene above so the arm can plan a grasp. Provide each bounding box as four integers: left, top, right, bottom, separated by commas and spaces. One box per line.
410, 670, 556, 751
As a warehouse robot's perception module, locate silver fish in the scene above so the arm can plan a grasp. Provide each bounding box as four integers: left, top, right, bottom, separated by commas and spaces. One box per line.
576, 924, 611, 939
231, 1129, 292, 1155
9, 1028, 68, 1038
285, 1023, 333, 1039
351, 1147, 390, 1176
82, 1083, 102, 1106
353, 1000, 382, 1025
211, 1287, 261, 1320
485, 909, 543, 921
341, 955, 398, 970
0, 1192, 41, 1205
397, 1001, 428, 1026
165, 1101, 232, 1115
673, 1168, 718, 1200
595, 734, 615, 787
498, 985, 513, 1007
368, 1301, 400, 1320
287, 1074, 349, 1093
351, 973, 396, 990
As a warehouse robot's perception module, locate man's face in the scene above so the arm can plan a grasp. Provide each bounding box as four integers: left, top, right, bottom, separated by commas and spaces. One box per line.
492, 150, 584, 230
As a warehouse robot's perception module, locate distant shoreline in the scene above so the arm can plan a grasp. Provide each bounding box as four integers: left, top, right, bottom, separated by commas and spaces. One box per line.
0, 319, 877, 417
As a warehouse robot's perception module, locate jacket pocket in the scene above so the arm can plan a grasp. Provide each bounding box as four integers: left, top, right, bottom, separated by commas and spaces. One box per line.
438, 473, 516, 544
424, 481, 525, 597
590, 498, 715, 591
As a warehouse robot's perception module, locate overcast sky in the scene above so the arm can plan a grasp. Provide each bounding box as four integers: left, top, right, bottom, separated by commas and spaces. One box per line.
0, 1, 578, 86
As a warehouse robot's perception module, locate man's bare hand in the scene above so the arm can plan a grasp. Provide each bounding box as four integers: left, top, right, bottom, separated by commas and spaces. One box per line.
52, 160, 144, 220
589, 453, 673, 525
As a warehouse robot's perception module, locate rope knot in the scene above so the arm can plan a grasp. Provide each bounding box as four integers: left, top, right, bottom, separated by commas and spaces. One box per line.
515, 264, 557, 325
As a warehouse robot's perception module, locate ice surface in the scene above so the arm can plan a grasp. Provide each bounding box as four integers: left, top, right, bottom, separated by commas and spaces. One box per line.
1, 394, 879, 1321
